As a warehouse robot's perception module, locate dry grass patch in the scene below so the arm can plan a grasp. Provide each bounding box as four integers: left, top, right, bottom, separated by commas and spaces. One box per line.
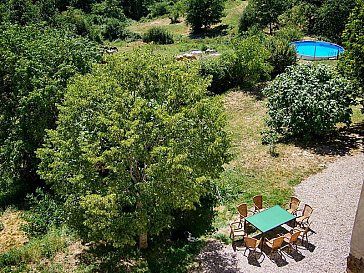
0, 209, 28, 253
224, 91, 334, 184
128, 18, 190, 36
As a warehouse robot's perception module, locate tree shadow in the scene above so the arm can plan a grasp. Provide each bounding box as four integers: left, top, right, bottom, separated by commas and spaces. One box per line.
193, 239, 239, 273
286, 121, 364, 156
189, 25, 230, 39
240, 83, 268, 101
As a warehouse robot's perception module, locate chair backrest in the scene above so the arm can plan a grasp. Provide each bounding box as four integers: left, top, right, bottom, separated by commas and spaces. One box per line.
253, 195, 263, 210
244, 236, 260, 248
271, 236, 284, 250
237, 203, 248, 219
289, 230, 301, 243
303, 204, 313, 218
289, 196, 300, 211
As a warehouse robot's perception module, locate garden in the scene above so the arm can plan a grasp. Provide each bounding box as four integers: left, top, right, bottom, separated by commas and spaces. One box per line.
0, 0, 363, 272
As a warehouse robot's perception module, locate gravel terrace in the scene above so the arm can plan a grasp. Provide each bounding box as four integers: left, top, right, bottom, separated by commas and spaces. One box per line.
192, 153, 364, 273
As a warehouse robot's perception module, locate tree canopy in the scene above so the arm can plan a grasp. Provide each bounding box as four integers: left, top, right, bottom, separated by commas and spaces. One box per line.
239, 0, 289, 34
37, 50, 231, 248
339, 0, 364, 104
263, 64, 355, 139
185, 0, 225, 32
0, 24, 100, 203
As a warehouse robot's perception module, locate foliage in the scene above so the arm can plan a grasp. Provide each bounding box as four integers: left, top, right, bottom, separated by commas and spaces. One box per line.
167, 0, 186, 23
263, 35, 297, 76
238, 3, 258, 32
143, 26, 174, 44
37, 50, 231, 248
339, 0, 364, 110
200, 36, 272, 94
102, 17, 131, 41
55, 7, 93, 37
185, 0, 225, 32
274, 25, 304, 42
0, 24, 100, 203
148, 1, 171, 18
313, 0, 356, 43
0, 227, 71, 271
22, 188, 65, 238
122, 0, 158, 20
278, 2, 316, 33
239, 0, 290, 35
263, 64, 356, 139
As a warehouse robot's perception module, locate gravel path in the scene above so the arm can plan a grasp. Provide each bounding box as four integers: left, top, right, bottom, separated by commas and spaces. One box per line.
193, 153, 364, 273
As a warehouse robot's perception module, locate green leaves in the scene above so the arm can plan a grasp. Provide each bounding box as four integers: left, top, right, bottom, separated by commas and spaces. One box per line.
0, 24, 100, 200
37, 49, 231, 247
339, 0, 364, 108
185, 0, 225, 32
263, 64, 356, 139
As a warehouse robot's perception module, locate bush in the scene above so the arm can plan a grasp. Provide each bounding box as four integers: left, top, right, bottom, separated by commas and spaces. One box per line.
148, 1, 171, 18
0, 227, 70, 270
185, 0, 225, 32
238, 3, 257, 33
22, 188, 65, 237
200, 52, 237, 94
143, 26, 174, 44
200, 36, 272, 94
263, 64, 356, 139
275, 25, 304, 42
264, 35, 297, 76
102, 17, 129, 41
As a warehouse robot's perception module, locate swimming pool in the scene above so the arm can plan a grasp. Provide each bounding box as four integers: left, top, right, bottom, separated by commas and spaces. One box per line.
292, 40, 345, 61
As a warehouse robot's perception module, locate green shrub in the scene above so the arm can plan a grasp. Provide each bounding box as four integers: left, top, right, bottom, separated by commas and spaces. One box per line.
275, 25, 304, 42
264, 35, 297, 76
200, 52, 237, 94
22, 188, 65, 238
238, 3, 257, 33
263, 64, 356, 139
102, 17, 130, 41
143, 26, 174, 44
0, 228, 70, 270
200, 36, 272, 94
148, 1, 171, 18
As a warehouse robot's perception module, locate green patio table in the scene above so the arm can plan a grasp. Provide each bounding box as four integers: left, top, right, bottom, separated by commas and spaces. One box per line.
245, 205, 296, 233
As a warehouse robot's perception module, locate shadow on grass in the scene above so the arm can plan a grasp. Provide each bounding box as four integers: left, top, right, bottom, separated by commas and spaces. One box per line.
77, 239, 206, 273
240, 83, 268, 101
285, 121, 364, 157
193, 239, 239, 273
76, 198, 216, 272
189, 25, 230, 39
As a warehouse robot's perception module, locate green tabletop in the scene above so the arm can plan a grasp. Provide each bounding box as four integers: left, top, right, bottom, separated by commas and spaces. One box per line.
245, 205, 296, 233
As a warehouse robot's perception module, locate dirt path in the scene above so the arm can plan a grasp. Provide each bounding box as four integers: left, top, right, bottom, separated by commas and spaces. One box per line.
192, 153, 364, 273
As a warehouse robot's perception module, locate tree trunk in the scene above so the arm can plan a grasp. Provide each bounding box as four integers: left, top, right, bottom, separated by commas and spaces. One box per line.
139, 233, 148, 249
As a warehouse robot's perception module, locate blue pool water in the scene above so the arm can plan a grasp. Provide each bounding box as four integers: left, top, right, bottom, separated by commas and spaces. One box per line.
292, 41, 344, 60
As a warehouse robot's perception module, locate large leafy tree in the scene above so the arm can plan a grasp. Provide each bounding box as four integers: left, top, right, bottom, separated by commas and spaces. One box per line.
263, 64, 355, 139
339, 0, 364, 107
240, 0, 289, 34
0, 25, 100, 203
313, 0, 355, 43
185, 0, 225, 32
37, 50, 231, 248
